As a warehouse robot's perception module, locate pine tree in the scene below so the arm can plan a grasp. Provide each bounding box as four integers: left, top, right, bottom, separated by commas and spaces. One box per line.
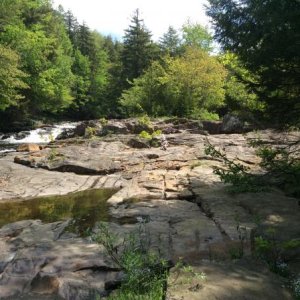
121, 9, 157, 85
159, 26, 182, 57
64, 10, 79, 46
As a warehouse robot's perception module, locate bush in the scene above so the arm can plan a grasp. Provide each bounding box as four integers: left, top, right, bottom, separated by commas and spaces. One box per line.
92, 222, 168, 299
204, 141, 266, 193
205, 138, 300, 197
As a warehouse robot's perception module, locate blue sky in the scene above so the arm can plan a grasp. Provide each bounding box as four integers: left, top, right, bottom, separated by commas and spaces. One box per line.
52, 0, 211, 41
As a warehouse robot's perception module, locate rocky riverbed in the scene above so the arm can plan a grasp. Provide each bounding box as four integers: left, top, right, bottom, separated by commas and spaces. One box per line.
0, 118, 299, 299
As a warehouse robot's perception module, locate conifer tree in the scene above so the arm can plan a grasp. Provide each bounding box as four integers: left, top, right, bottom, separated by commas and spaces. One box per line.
159, 26, 182, 57
121, 9, 157, 85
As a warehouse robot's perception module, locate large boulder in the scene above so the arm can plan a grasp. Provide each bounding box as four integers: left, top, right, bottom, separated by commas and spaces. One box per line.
73, 121, 102, 137
102, 121, 129, 135
17, 143, 40, 152
125, 119, 153, 134
202, 121, 222, 134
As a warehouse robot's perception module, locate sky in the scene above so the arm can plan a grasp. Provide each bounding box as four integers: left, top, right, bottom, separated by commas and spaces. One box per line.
52, 0, 211, 41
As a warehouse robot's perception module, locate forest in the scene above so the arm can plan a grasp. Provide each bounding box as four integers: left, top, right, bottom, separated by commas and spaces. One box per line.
0, 0, 299, 131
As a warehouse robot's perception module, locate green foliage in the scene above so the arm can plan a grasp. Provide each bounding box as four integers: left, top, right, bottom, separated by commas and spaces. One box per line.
121, 9, 158, 86
85, 126, 97, 138
205, 138, 300, 197
99, 117, 108, 125
47, 148, 64, 161
219, 52, 265, 121
139, 130, 152, 140
254, 143, 300, 198
181, 20, 213, 52
121, 48, 226, 118
92, 222, 168, 300
204, 142, 266, 193
0, 45, 28, 110
253, 229, 300, 276
207, 0, 300, 126
159, 26, 182, 57
0, 0, 75, 115
139, 130, 161, 140
138, 114, 151, 127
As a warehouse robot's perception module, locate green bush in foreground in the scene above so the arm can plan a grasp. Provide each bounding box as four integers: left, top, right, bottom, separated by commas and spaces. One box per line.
92, 222, 168, 300
205, 138, 300, 197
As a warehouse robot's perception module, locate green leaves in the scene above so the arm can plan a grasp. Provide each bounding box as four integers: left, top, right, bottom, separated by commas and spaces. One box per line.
0, 45, 28, 110
121, 47, 226, 118
207, 0, 300, 126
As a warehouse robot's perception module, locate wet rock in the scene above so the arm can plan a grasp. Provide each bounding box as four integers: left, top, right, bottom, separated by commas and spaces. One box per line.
14, 131, 30, 140
56, 128, 75, 140
221, 114, 244, 133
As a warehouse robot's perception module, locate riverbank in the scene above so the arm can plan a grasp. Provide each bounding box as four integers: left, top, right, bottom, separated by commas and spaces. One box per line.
0, 118, 299, 299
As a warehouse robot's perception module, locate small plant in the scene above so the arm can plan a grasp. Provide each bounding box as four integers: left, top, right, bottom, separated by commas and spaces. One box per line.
228, 216, 248, 259
85, 126, 97, 138
47, 148, 62, 161
138, 130, 162, 148
253, 228, 299, 277
171, 259, 207, 286
205, 137, 300, 197
138, 114, 151, 127
99, 117, 108, 125
92, 222, 168, 300
139, 130, 152, 140
204, 141, 266, 193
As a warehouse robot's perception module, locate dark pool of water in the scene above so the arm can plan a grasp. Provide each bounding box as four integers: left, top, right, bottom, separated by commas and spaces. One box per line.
0, 189, 117, 235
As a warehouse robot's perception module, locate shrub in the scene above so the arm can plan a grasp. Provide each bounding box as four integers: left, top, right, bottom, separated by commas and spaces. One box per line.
92, 222, 168, 299
204, 141, 266, 193
205, 138, 300, 197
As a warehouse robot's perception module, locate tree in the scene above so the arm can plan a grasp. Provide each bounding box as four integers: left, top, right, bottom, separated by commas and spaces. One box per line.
121, 9, 158, 85
219, 52, 265, 121
63, 10, 79, 46
0, 0, 75, 114
207, 0, 300, 125
181, 20, 213, 52
120, 60, 167, 116
159, 26, 182, 57
120, 47, 227, 119
0, 45, 28, 111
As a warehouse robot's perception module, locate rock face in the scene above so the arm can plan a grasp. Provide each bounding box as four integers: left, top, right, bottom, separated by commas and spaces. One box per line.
0, 220, 121, 299
0, 122, 299, 299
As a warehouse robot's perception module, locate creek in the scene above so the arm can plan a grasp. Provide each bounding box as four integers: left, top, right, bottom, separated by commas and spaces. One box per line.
0, 122, 77, 154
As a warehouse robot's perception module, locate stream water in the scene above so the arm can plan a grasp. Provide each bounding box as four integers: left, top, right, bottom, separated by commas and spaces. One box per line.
0, 189, 117, 236
0, 122, 77, 154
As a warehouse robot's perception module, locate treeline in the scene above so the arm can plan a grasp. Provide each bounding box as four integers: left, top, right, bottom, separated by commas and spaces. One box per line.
0, 0, 299, 131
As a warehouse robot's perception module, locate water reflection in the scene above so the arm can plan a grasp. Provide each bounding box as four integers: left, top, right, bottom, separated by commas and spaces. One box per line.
0, 189, 117, 235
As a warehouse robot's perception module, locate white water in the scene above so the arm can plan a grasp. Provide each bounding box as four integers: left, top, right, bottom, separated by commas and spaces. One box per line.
0, 148, 15, 154
0, 122, 77, 153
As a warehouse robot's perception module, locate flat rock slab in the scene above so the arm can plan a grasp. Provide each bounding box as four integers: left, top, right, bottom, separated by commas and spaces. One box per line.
166, 260, 293, 300
0, 220, 119, 299
0, 127, 299, 299
106, 199, 224, 262
0, 155, 125, 201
